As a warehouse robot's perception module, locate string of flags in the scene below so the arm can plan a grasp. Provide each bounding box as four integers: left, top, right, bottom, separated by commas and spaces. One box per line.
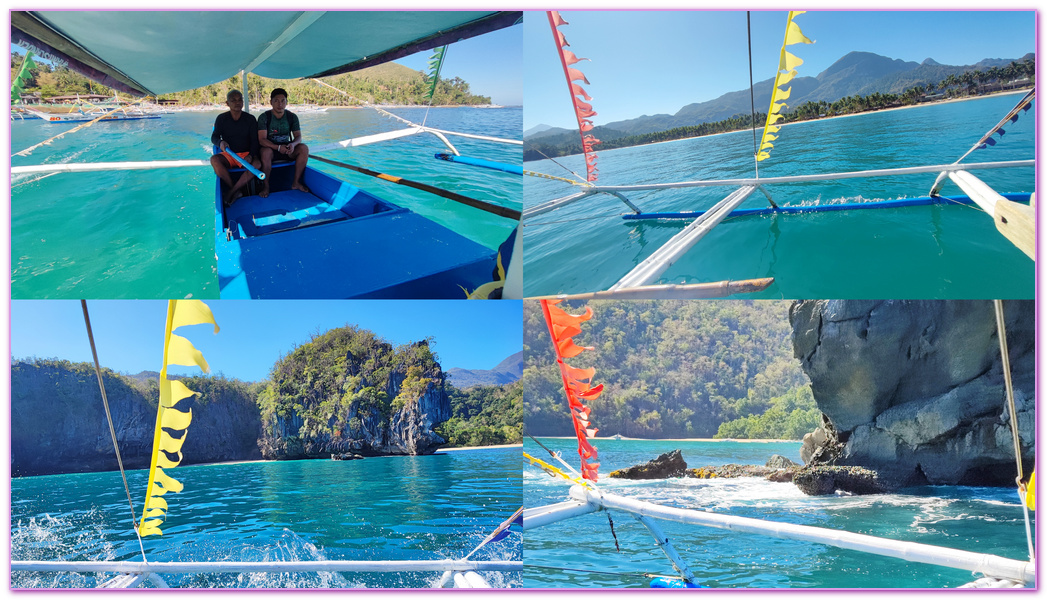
548, 11, 600, 182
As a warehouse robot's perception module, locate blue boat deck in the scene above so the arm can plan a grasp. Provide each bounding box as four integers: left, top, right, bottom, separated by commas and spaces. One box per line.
216, 162, 497, 299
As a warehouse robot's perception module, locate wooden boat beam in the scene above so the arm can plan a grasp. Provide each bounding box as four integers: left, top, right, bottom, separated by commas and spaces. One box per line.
612, 185, 757, 290
529, 278, 774, 300
522, 500, 599, 530
946, 170, 1034, 259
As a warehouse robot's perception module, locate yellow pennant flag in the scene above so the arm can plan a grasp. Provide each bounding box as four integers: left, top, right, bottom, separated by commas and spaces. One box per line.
139, 300, 218, 537
1024, 471, 1035, 511
757, 11, 815, 163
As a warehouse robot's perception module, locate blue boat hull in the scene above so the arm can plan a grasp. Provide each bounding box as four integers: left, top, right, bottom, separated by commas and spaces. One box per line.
215, 162, 496, 299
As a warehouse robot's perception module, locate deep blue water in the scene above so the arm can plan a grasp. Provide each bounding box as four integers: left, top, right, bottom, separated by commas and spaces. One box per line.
523, 94, 1034, 298
524, 438, 1034, 588
11, 448, 521, 588
11, 106, 521, 299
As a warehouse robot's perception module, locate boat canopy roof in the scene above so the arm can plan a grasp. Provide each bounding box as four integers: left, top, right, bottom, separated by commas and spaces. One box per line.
12, 11, 521, 96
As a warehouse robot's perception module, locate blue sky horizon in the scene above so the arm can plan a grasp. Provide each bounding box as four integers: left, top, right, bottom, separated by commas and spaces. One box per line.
11, 300, 523, 383
524, 10, 1034, 130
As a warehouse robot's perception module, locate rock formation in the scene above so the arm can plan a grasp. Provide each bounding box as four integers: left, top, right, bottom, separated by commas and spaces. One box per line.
257, 330, 451, 460
608, 450, 688, 479
791, 300, 1034, 487
792, 466, 889, 495
11, 361, 261, 477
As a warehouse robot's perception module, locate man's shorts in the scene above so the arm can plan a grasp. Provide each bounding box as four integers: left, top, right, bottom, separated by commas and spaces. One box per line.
217, 150, 251, 168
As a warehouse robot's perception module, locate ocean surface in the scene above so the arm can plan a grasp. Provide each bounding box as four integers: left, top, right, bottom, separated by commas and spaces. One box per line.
11, 106, 522, 299
524, 438, 1034, 589
11, 447, 522, 588
523, 94, 1034, 298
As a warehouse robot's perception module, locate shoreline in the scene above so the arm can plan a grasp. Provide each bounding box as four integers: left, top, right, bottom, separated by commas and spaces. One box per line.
14, 444, 524, 477
525, 88, 1031, 159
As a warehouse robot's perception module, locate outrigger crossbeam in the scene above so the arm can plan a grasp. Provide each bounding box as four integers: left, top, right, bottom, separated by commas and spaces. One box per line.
524, 485, 1035, 586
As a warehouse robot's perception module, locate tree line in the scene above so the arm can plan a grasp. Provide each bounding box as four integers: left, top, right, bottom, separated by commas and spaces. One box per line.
523, 300, 819, 440
11, 52, 492, 106
525, 58, 1035, 161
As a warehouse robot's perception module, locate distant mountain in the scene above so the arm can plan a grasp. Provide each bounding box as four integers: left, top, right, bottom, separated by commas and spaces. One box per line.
446, 351, 522, 389
524, 123, 557, 137
524, 51, 1034, 149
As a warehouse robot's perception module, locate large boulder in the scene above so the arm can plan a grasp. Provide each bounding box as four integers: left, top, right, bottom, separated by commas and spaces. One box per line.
793, 466, 889, 496
791, 300, 1034, 487
608, 450, 687, 479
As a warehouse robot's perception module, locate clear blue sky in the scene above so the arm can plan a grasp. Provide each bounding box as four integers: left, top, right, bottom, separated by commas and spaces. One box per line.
395, 22, 522, 106
524, 10, 1035, 130
11, 300, 523, 382
10, 17, 522, 106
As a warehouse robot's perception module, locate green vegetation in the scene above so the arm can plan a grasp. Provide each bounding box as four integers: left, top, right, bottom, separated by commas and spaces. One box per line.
523, 300, 813, 440
11, 52, 491, 106
524, 58, 1035, 161
437, 381, 522, 447
715, 385, 821, 440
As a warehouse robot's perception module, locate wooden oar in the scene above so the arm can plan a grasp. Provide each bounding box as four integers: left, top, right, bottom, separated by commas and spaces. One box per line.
222, 149, 265, 180
311, 154, 521, 220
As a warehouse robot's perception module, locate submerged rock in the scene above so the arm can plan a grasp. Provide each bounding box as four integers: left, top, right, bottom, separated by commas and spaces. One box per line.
608, 449, 687, 479
793, 465, 888, 496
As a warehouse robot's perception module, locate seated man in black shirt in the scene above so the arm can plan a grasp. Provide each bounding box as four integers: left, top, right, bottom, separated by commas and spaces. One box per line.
210, 90, 261, 205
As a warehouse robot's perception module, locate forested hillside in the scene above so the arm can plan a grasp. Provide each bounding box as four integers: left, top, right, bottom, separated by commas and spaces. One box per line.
523, 300, 818, 439
11, 53, 492, 106
438, 381, 522, 447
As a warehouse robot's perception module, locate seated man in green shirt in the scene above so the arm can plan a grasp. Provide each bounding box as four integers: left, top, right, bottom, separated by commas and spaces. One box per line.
257, 87, 310, 197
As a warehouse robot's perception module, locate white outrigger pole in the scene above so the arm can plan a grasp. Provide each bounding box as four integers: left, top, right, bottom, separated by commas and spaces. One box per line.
524, 484, 1034, 586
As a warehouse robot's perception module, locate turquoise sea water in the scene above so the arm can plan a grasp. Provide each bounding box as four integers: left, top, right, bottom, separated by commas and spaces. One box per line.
524, 438, 1034, 589
11, 448, 522, 588
11, 106, 522, 299
523, 94, 1034, 298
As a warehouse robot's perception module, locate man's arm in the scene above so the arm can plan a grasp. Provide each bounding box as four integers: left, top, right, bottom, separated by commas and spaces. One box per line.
211, 115, 225, 151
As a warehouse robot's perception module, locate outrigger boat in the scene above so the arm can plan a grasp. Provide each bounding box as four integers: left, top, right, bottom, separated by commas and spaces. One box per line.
523, 11, 1034, 299
11, 300, 523, 588
525, 299, 1035, 588
10, 11, 524, 299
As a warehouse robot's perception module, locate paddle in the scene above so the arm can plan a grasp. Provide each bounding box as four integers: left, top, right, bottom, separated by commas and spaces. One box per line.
222, 149, 265, 180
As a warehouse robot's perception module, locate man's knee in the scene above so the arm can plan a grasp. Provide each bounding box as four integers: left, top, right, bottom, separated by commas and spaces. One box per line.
297, 143, 309, 156
210, 154, 225, 172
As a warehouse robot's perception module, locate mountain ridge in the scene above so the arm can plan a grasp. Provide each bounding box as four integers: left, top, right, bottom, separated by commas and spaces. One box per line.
526, 50, 1034, 143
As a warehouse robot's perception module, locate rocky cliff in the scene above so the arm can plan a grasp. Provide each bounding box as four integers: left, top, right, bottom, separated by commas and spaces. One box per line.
256, 327, 451, 459
791, 300, 1034, 487
11, 360, 262, 477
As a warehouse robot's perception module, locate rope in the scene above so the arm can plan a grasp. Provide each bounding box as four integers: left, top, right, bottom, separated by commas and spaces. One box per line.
746, 11, 759, 179
14, 95, 151, 157
310, 154, 521, 220
524, 433, 590, 484
523, 452, 590, 487
992, 300, 1035, 561
524, 169, 593, 186
80, 301, 148, 562
524, 142, 591, 184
